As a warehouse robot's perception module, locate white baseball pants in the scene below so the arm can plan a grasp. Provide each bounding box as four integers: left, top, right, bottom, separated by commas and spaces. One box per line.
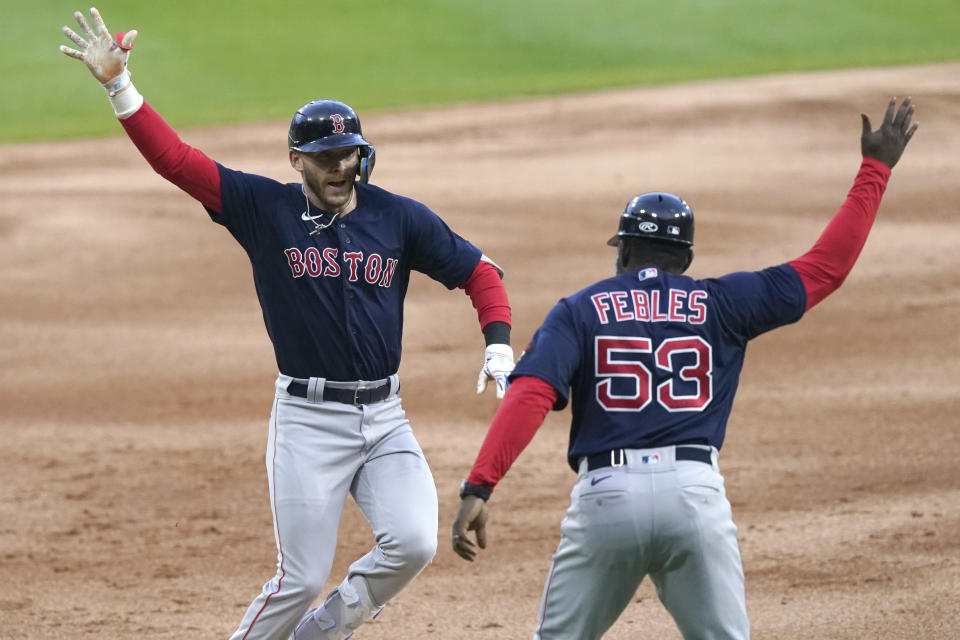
229, 374, 438, 640
533, 445, 748, 640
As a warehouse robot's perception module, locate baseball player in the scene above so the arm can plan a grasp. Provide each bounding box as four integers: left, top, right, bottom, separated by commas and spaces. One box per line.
59, 8, 515, 640
452, 97, 917, 639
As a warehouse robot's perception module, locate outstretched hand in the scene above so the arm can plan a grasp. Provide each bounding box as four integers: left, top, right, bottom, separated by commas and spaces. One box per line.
861, 97, 918, 169
452, 496, 489, 561
60, 7, 137, 86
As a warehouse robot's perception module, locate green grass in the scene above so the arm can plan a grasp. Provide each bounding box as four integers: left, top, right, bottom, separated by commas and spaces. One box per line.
5, 0, 960, 144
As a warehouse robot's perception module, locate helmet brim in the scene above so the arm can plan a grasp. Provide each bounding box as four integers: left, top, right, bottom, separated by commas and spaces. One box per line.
289, 132, 372, 153
608, 232, 693, 247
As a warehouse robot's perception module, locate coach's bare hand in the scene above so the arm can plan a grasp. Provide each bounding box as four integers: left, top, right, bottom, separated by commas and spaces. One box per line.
861, 97, 918, 169
60, 7, 138, 85
452, 496, 488, 561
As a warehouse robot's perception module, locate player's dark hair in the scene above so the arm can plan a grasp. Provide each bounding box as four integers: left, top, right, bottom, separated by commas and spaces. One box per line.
616, 237, 693, 275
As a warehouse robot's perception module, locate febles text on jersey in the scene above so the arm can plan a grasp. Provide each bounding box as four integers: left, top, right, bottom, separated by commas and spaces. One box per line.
590, 288, 708, 325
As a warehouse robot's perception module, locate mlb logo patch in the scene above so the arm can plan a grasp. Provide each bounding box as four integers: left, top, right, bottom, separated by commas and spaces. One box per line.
640, 454, 660, 464
667, 225, 680, 236
638, 267, 658, 281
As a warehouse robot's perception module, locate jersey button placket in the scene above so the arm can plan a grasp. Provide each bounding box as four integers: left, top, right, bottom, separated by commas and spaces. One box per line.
341, 225, 361, 355
346, 284, 359, 349
343, 227, 355, 299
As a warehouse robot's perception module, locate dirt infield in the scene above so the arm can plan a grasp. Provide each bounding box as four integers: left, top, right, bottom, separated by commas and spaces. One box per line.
1, 63, 958, 639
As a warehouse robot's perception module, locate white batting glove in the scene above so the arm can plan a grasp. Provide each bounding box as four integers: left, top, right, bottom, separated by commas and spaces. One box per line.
60, 8, 142, 117
476, 344, 514, 400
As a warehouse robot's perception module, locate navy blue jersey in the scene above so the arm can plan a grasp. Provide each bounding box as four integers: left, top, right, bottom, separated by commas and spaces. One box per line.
510, 266, 806, 470
206, 165, 481, 380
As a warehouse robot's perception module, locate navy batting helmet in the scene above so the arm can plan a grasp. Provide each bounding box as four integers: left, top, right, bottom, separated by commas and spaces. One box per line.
288, 99, 376, 182
607, 192, 694, 247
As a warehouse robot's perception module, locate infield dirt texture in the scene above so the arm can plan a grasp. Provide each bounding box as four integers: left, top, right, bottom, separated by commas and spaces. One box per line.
1, 63, 958, 638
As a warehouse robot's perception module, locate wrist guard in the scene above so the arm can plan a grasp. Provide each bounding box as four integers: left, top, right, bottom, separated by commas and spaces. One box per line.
459, 479, 492, 502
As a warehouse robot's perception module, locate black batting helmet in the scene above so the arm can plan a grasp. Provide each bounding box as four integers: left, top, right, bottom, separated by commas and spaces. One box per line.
607, 192, 694, 247
288, 99, 376, 182
288, 99, 371, 152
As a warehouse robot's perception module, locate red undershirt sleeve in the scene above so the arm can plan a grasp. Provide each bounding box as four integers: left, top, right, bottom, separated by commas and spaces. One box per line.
458, 260, 512, 329
119, 102, 223, 212
788, 158, 891, 310
466, 375, 558, 491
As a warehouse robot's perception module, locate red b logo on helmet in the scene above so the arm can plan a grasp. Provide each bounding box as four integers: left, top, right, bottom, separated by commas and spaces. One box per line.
331, 114, 345, 134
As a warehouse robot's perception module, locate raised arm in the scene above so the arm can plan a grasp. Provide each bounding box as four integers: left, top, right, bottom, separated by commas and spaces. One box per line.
60, 8, 222, 212
789, 97, 918, 310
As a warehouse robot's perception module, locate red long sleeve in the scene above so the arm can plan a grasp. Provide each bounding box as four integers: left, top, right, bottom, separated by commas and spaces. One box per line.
119, 102, 223, 212
467, 375, 558, 490
459, 260, 512, 329
788, 158, 891, 310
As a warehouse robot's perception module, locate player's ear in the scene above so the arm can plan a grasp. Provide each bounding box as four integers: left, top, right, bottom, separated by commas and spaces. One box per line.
681, 248, 694, 273
289, 150, 303, 172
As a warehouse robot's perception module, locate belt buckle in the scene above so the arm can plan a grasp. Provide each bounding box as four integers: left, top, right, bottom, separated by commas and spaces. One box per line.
353, 385, 366, 407
610, 449, 625, 468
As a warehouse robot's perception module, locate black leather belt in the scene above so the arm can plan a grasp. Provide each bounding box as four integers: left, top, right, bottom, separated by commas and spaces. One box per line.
586, 446, 712, 471
286, 380, 391, 406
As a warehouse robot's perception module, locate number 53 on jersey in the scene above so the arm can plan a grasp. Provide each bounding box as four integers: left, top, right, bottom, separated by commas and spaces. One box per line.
594, 336, 712, 412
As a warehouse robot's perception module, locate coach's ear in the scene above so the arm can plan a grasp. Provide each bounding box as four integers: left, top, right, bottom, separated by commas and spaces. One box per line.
614, 240, 629, 275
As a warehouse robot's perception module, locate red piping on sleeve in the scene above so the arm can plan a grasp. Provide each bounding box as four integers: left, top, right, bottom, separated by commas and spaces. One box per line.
467, 375, 557, 490
459, 260, 512, 329
119, 102, 223, 212
788, 158, 891, 310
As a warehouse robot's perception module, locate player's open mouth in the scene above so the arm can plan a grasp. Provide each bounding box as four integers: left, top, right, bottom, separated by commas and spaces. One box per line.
328, 180, 347, 188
